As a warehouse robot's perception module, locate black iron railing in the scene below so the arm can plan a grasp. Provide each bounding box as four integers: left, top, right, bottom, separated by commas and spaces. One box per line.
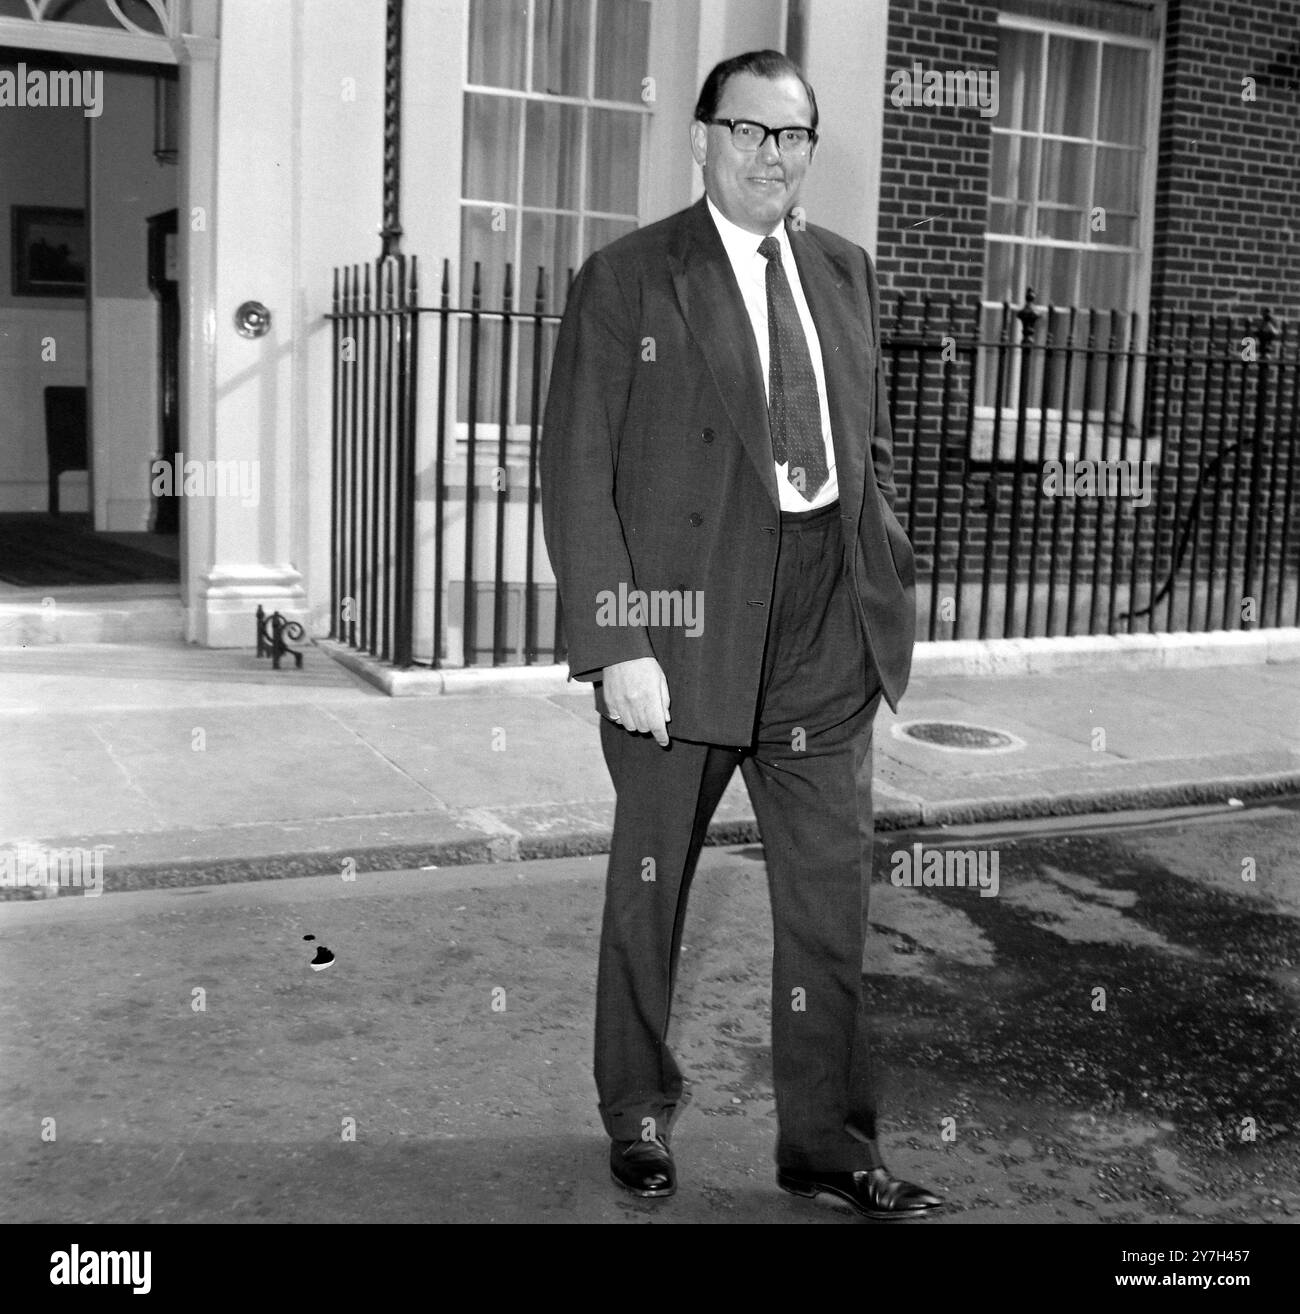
328, 256, 565, 667
329, 255, 419, 665
327, 261, 1299, 668
885, 294, 1299, 639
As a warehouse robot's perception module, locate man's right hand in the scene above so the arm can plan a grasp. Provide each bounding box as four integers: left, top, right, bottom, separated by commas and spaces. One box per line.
601, 657, 671, 748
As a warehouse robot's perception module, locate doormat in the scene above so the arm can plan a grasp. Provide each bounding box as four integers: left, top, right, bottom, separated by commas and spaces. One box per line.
0, 515, 180, 588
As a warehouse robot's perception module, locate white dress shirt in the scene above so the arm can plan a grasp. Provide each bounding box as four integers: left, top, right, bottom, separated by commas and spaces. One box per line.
706, 196, 839, 511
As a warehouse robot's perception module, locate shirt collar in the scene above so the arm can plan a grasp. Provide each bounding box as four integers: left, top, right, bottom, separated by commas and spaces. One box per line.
706, 195, 793, 268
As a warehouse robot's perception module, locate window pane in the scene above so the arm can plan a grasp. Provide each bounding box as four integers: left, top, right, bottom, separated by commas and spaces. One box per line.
460, 205, 517, 303
1038, 140, 1090, 207
533, 0, 591, 97
1043, 35, 1096, 138
990, 131, 1037, 205
458, 207, 513, 425
594, 0, 651, 103
979, 300, 1035, 420
988, 200, 1031, 235
19, 0, 155, 29
1098, 45, 1147, 145
994, 27, 1042, 132
1094, 145, 1142, 212
463, 93, 521, 202
1080, 250, 1133, 311
984, 239, 1027, 306
587, 108, 642, 214
523, 102, 583, 208
468, 0, 528, 89
1026, 244, 1080, 308
522, 211, 582, 311
455, 308, 506, 425
1094, 213, 1136, 246
1038, 206, 1084, 242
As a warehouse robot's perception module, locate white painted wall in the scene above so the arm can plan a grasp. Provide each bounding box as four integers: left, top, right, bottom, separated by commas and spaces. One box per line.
197, 0, 300, 641
90, 298, 158, 530
191, 0, 385, 644
89, 66, 177, 531
644, 0, 704, 224
799, 0, 888, 255
294, 0, 387, 638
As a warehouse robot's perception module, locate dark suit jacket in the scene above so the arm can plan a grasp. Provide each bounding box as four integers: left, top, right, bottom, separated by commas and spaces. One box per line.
540, 196, 916, 746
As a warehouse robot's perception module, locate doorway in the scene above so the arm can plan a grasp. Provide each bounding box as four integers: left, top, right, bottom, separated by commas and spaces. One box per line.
0, 48, 180, 589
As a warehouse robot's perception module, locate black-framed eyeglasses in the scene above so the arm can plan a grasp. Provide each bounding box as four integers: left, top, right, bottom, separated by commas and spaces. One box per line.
699, 118, 818, 154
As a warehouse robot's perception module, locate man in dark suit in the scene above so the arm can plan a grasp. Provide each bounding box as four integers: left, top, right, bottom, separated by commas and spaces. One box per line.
540, 49, 943, 1220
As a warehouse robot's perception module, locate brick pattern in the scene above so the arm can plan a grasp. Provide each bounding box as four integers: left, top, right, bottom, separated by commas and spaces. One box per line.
871, 0, 1300, 638
876, 0, 1001, 308
1151, 0, 1300, 319
876, 0, 1300, 322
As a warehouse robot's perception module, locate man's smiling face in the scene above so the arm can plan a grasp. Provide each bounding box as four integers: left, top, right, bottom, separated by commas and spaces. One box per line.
690, 71, 817, 236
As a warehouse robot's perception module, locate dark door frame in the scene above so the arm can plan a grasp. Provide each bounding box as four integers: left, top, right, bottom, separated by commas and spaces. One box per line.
146, 206, 179, 535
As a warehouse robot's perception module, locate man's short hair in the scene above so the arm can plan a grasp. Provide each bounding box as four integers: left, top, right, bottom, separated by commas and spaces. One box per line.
693, 49, 819, 131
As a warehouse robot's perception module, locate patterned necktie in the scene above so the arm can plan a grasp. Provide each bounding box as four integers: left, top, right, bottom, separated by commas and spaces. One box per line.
758, 235, 828, 501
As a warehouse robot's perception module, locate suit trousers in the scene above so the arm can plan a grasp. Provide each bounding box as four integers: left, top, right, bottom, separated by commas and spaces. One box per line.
594, 499, 887, 1171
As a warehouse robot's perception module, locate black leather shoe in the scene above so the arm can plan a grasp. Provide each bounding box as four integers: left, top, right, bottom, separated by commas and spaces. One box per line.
777, 1166, 943, 1220
610, 1135, 676, 1198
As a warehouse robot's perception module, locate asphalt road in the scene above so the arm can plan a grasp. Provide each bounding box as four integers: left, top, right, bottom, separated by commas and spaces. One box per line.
1, 798, 1297, 1226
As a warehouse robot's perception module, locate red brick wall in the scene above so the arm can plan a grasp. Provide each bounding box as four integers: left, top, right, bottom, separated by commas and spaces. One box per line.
876, 0, 1001, 308
871, 1, 1299, 642
876, 0, 1300, 320
1151, 0, 1300, 319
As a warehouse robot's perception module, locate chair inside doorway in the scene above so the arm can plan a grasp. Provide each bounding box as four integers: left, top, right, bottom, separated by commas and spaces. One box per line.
0, 385, 180, 587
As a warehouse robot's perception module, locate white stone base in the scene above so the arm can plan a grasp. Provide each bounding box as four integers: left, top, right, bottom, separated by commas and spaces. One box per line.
191, 564, 308, 647
0, 589, 183, 646
319, 627, 1300, 695
913, 628, 1300, 678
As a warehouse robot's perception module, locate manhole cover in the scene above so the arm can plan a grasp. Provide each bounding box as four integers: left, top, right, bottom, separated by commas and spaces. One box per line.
892, 720, 1023, 752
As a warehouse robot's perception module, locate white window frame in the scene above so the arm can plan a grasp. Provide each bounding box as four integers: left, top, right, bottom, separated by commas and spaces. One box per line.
455, 0, 655, 459
974, 11, 1164, 463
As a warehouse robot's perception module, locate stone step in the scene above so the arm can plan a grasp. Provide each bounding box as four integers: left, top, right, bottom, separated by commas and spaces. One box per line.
0, 586, 184, 646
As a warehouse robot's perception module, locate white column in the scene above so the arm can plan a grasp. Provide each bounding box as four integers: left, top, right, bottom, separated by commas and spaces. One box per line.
295, 0, 386, 639
188, 0, 388, 646
798, 0, 888, 256
177, 8, 219, 632
190, 0, 303, 645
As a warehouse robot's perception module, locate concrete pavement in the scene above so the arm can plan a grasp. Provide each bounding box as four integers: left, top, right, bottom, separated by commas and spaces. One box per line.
1, 639, 1297, 1232
2, 808, 1297, 1224
0, 639, 1297, 894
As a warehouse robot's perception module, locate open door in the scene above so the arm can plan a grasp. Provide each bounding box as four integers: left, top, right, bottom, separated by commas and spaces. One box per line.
147, 208, 179, 535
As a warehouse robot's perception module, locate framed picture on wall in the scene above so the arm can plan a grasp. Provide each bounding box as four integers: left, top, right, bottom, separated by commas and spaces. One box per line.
11, 206, 87, 298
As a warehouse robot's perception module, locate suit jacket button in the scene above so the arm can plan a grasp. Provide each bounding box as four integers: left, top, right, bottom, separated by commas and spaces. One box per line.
689, 513, 703, 527
701, 428, 715, 443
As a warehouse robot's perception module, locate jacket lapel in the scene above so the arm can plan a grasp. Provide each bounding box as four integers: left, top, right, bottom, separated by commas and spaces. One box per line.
666, 199, 876, 519
668, 200, 779, 507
